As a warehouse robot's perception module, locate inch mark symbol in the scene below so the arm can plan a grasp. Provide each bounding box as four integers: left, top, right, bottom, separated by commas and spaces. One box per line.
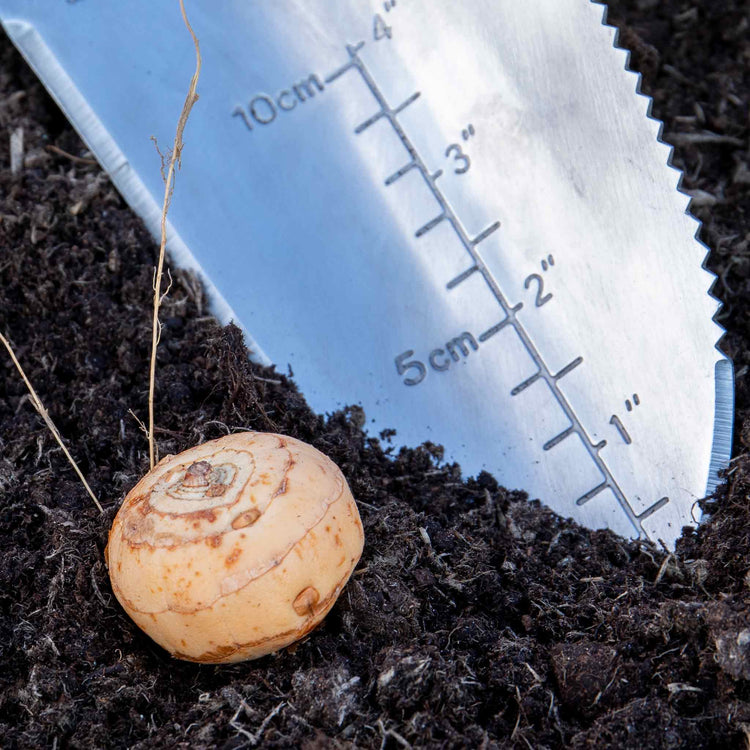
626, 393, 640, 412
461, 123, 475, 141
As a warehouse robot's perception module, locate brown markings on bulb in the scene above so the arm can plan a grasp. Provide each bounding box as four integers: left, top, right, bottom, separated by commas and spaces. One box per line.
271, 476, 288, 499
184, 508, 217, 523
271, 452, 295, 499
114, 495, 359, 618
231, 508, 261, 529
118, 564, 352, 654
130, 495, 148, 512
225, 547, 242, 567
124, 513, 155, 541
293, 586, 321, 617
154, 533, 181, 546
173, 643, 238, 663
182, 460, 212, 487
173, 580, 346, 663
206, 484, 227, 497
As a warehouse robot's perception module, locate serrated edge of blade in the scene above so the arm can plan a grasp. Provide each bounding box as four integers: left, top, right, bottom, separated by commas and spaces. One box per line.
594, 1, 735, 511
0, 18, 273, 367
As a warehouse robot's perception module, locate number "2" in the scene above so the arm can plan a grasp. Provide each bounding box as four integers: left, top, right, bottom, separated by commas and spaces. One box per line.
523, 273, 553, 307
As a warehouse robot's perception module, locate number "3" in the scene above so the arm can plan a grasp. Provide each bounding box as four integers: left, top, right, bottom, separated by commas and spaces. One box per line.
445, 144, 471, 175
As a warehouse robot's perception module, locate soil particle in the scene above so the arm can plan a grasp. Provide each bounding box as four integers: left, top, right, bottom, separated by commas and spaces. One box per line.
708, 599, 750, 681
551, 642, 619, 716
0, 0, 748, 748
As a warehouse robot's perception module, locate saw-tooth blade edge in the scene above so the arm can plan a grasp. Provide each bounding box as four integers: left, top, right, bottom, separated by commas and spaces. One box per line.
594, 0, 734, 506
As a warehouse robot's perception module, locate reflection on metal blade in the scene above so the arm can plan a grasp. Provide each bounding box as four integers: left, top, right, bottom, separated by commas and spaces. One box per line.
0, 0, 733, 548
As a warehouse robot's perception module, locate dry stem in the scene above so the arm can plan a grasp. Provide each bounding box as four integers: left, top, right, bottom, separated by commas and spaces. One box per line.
0, 333, 103, 513
148, 0, 202, 469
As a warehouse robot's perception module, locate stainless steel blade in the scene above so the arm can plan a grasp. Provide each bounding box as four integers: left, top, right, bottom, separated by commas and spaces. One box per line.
0, 0, 733, 547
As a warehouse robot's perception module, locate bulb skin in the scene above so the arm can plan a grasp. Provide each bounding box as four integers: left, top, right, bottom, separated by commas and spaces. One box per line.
106, 432, 364, 664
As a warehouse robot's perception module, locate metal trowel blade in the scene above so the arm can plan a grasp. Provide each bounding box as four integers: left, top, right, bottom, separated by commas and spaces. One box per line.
0, 0, 733, 548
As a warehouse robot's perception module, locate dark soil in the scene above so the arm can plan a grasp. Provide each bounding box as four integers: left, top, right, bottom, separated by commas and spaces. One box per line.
0, 1, 748, 747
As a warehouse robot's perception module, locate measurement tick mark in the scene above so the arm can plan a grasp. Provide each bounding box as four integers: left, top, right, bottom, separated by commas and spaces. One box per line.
576, 481, 608, 506
385, 161, 416, 185
478, 304, 522, 342
555, 356, 583, 381
478, 319, 508, 342
638, 496, 669, 521
447, 266, 478, 290
324, 42, 365, 83
325, 64, 351, 84
415, 214, 445, 238
543, 425, 575, 452
472, 221, 501, 246
355, 93, 419, 135
394, 91, 421, 114
354, 110, 385, 134
511, 371, 541, 397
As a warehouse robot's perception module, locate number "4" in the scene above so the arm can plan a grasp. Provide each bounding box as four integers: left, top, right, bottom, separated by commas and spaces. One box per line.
373, 13, 393, 41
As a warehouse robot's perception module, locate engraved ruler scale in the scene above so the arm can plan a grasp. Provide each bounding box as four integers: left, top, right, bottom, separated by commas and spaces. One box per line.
0, 0, 734, 547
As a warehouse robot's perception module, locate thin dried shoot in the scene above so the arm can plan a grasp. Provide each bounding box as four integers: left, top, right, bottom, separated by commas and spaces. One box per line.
147, 0, 202, 470
0, 332, 102, 513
